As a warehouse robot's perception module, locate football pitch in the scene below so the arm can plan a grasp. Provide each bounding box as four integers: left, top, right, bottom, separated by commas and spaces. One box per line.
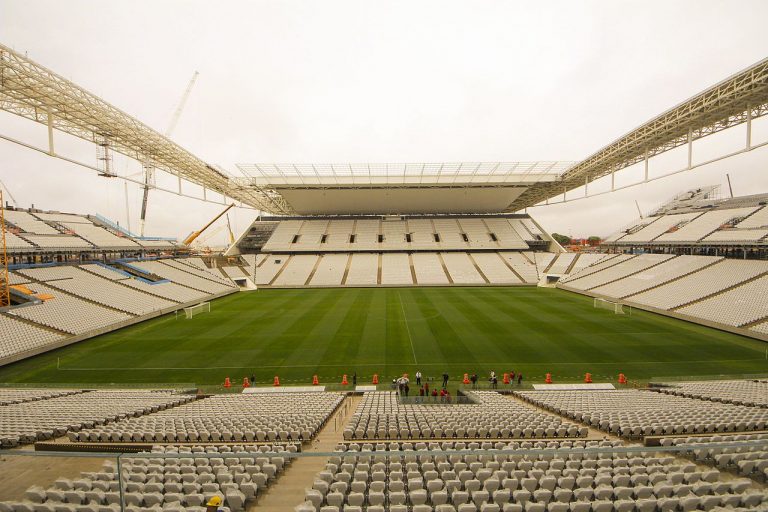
0, 287, 766, 388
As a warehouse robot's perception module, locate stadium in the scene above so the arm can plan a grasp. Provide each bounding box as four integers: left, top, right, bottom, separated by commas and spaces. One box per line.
1, 2, 768, 511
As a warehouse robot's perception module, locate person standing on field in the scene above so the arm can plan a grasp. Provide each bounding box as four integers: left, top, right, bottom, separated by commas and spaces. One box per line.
442, 372, 449, 388
415, 371, 422, 386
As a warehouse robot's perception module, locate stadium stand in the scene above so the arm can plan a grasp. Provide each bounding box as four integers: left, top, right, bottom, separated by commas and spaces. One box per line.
345, 253, 379, 286
71, 393, 344, 443
515, 390, 768, 438
412, 253, 450, 285
653, 380, 768, 408
381, 253, 414, 285
254, 255, 289, 285
470, 253, 523, 284
560, 254, 675, 291
0, 388, 84, 406
273, 254, 320, 286
660, 434, 768, 482
309, 253, 349, 286
0, 314, 66, 359
343, 392, 588, 441
499, 252, 538, 283
300, 439, 766, 512
0, 390, 194, 447
675, 275, 768, 327
545, 253, 577, 275
442, 252, 486, 284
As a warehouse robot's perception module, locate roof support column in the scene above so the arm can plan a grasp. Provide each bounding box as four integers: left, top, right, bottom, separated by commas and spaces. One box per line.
644, 150, 649, 182
611, 169, 615, 191
46, 105, 55, 156
687, 127, 693, 169
747, 106, 753, 150
584, 175, 588, 197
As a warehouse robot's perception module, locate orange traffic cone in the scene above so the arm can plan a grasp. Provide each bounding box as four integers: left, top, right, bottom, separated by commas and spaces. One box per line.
312, 375, 319, 386
503, 373, 510, 385
341, 374, 349, 385
462, 373, 470, 385
545, 373, 553, 384
242, 377, 250, 388
223, 377, 231, 389
273, 375, 280, 387
618, 373, 627, 385
584, 373, 592, 383
372, 374, 379, 385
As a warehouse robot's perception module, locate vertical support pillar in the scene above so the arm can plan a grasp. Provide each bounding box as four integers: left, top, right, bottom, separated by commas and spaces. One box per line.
46, 106, 55, 156
644, 151, 649, 182
611, 170, 615, 191
584, 175, 588, 197
178, 174, 182, 194
563, 186, 566, 203
687, 127, 693, 169
747, 106, 753, 150
203, 187, 207, 201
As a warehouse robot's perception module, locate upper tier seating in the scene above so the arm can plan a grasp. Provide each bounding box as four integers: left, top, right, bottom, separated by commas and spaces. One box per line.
561, 255, 675, 291
72, 393, 344, 443
300, 438, 766, 512
654, 380, 768, 408
515, 390, 768, 438
0, 390, 193, 447
589, 256, 718, 299
615, 213, 700, 244
60, 221, 139, 248
735, 205, 768, 228
654, 207, 758, 243
343, 392, 588, 441
20, 234, 92, 249
2, 210, 60, 234
259, 217, 537, 252
627, 259, 768, 310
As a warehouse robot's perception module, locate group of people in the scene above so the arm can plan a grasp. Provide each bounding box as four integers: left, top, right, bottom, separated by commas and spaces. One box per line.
393, 370, 524, 398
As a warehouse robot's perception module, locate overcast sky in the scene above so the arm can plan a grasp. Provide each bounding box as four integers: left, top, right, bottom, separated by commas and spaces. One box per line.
2, 0, 768, 244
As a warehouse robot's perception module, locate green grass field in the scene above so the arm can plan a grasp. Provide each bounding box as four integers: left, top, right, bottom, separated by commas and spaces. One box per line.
0, 287, 766, 388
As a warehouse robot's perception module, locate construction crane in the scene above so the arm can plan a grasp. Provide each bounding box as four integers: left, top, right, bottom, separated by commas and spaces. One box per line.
182, 202, 235, 246
140, 71, 200, 236
0, 180, 18, 208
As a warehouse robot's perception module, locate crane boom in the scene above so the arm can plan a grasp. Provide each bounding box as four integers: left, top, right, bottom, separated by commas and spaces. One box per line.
183, 203, 236, 246
140, 71, 200, 236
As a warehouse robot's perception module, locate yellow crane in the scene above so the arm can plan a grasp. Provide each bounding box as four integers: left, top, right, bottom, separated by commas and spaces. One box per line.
182, 202, 236, 246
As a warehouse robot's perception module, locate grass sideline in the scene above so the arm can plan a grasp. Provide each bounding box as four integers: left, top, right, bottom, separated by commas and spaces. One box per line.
0, 287, 766, 387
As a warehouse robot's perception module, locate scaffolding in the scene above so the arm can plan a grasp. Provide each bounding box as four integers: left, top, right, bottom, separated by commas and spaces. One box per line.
0, 190, 10, 307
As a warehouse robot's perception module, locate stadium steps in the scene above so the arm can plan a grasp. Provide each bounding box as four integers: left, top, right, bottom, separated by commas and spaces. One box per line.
622, 257, 726, 300
340, 253, 353, 285
495, 252, 526, 282
254, 395, 362, 511
436, 253, 454, 284
564, 253, 580, 274
303, 255, 325, 286
407, 253, 419, 284
670, 268, 768, 311
269, 255, 293, 285
467, 253, 491, 284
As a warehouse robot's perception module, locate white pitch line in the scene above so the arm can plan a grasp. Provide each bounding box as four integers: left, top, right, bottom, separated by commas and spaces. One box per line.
398, 291, 418, 365
54, 358, 766, 371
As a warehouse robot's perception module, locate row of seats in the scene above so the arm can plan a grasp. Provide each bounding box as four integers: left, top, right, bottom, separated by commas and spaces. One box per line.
1, 444, 297, 512
514, 390, 768, 438
297, 438, 766, 511
0, 390, 194, 447
653, 380, 768, 408
0, 388, 84, 406
659, 433, 768, 481
72, 393, 344, 443
343, 392, 587, 441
